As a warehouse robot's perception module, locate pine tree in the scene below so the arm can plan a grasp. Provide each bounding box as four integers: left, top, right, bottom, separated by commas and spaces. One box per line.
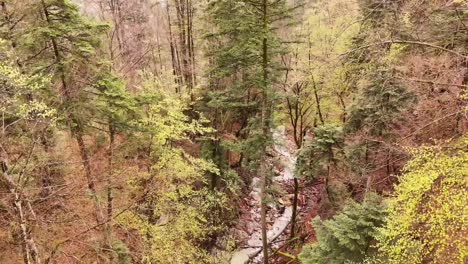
93, 71, 137, 249
295, 124, 344, 202
202, 0, 269, 169
299, 193, 386, 264
202, 0, 289, 167
203, 1, 293, 262
34, 0, 109, 227
346, 69, 416, 137
11, 0, 115, 243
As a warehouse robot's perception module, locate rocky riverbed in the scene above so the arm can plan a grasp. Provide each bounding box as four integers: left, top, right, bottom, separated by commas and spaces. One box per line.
230, 126, 297, 264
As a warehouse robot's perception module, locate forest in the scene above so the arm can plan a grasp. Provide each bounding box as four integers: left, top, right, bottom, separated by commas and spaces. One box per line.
0, 0, 466, 263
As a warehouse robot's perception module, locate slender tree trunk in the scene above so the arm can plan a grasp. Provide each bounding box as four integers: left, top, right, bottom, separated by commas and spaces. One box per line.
259, 161, 269, 264
325, 150, 334, 202
290, 177, 299, 239
75, 128, 103, 225
14, 192, 34, 264
174, 0, 189, 87
1, 161, 40, 264
107, 126, 114, 222
187, 0, 196, 100
41, 0, 103, 227
105, 124, 115, 249
174, 43, 184, 89
210, 137, 220, 190
365, 140, 372, 192
166, 2, 181, 90
260, 0, 269, 263
307, 36, 325, 125
289, 108, 302, 239
155, 15, 163, 74
109, 0, 124, 53
311, 75, 324, 125
338, 92, 347, 123
188, 0, 196, 86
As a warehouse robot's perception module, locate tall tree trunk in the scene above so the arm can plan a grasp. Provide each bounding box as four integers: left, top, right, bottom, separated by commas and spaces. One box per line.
104, 124, 115, 249
188, 0, 196, 84
40, 0, 103, 227
155, 14, 163, 75
338, 92, 347, 123
290, 177, 299, 239
107, 125, 114, 223
75, 128, 103, 225
325, 150, 334, 202
14, 191, 39, 264
260, 0, 269, 263
109, 0, 124, 53
166, 1, 182, 90
1, 160, 41, 264
289, 103, 302, 239
311, 75, 325, 125
187, 0, 196, 100
308, 36, 324, 125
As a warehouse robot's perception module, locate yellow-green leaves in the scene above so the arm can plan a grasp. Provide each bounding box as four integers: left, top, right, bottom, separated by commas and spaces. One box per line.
0, 63, 56, 123
116, 77, 225, 263
378, 137, 468, 263
17, 100, 57, 120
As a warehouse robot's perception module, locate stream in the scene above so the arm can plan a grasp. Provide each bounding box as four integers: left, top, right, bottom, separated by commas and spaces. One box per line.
231, 126, 297, 264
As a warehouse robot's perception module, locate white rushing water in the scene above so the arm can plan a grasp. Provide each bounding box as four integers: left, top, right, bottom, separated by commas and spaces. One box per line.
231, 126, 297, 264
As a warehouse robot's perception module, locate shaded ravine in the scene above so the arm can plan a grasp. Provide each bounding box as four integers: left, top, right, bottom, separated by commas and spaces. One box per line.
231, 126, 297, 264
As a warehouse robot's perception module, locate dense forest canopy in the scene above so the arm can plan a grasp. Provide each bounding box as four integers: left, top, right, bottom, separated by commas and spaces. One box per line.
0, 0, 466, 263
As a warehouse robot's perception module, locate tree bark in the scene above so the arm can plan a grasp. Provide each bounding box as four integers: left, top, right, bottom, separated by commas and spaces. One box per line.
107, 126, 114, 222
174, 0, 189, 87
311, 75, 325, 125
187, 0, 196, 92
261, 0, 269, 263
105, 124, 115, 249
75, 128, 104, 225
166, 1, 182, 90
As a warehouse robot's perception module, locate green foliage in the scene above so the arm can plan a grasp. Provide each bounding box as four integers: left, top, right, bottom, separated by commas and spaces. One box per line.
111, 239, 132, 264
377, 137, 468, 263
0, 41, 64, 193
11, 0, 111, 134
202, 0, 268, 128
116, 77, 229, 264
345, 69, 415, 137
201, 139, 242, 193
0, 63, 55, 121
93, 72, 138, 135
118, 188, 228, 264
0, 41, 57, 134
299, 193, 386, 264
201, 0, 292, 169
295, 124, 343, 180
20, 0, 109, 62
300, 0, 360, 123
135, 78, 212, 146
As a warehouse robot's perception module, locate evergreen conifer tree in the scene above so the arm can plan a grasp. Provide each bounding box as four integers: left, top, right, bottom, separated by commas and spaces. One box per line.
299, 193, 386, 264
